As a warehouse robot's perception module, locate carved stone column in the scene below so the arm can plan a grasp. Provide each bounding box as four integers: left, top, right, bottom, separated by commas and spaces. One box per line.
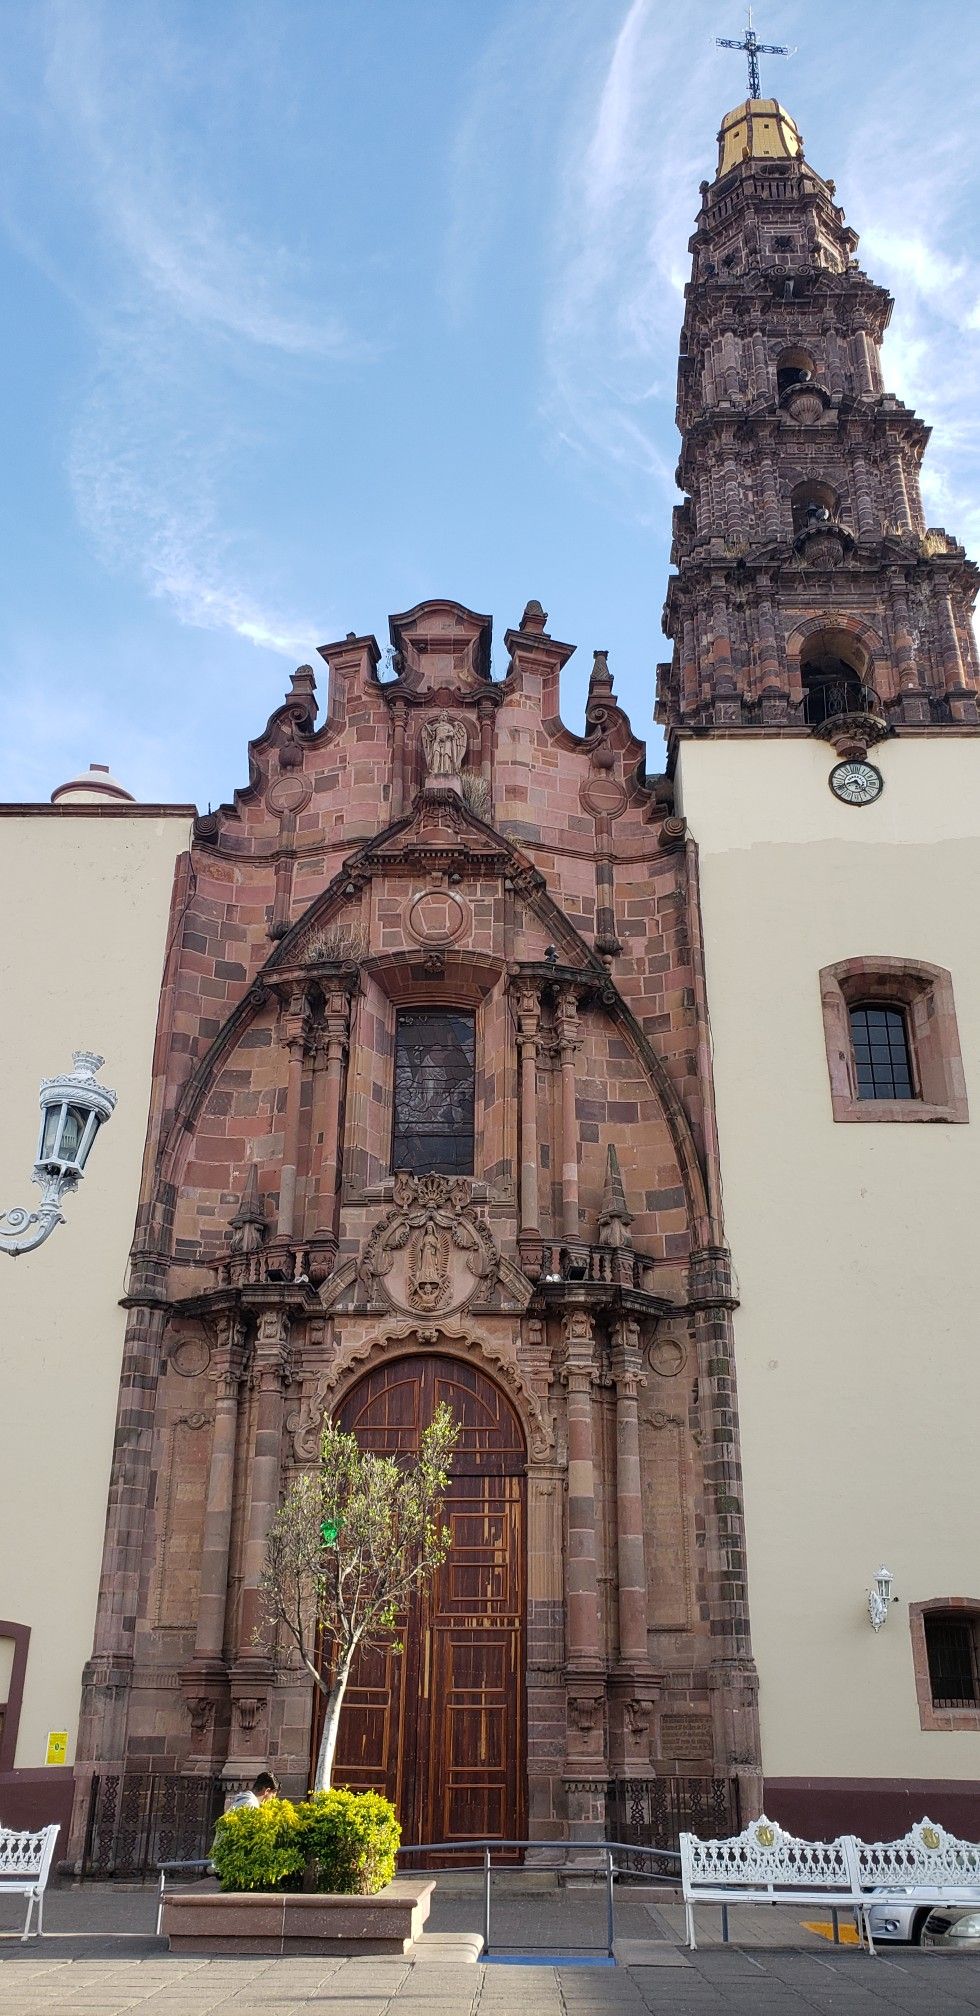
192, 1318, 247, 1666
759, 454, 781, 544
176, 1316, 247, 1765
888, 445, 913, 532
514, 982, 542, 1259
556, 989, 582, 1246
562, 1307, 607, 1841
276, 988, 310, 1239
313, 979, 355, 1248
390, 697, 408, 818
611, 1321, 648, 1671
478, 695, 494, 784
851, 445, 876, 539
563, 1310, 602, 1671
854, 325, 876, 396
227, 1307, 290, 1776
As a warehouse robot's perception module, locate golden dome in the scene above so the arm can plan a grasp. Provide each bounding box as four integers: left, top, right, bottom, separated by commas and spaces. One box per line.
716, 99, 803, 176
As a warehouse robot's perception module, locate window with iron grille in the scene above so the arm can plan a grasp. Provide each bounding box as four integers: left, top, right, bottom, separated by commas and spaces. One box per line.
848, 1003, 915, 1101
391, 1010, 475, 1176
924, 1614, 980, 1709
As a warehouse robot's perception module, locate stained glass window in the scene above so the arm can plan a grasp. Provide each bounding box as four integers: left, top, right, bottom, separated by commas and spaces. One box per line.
391, 1011, 475, 1175
849, 1004, 914, 1100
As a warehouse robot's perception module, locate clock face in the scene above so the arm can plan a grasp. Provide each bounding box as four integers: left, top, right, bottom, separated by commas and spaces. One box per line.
829, 760, 883, 806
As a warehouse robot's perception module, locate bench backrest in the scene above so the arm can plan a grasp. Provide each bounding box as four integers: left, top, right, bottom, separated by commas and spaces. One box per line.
850, 1817, 980, 1891
680, 1815, 853, 1895
0, 1825, 60, 1884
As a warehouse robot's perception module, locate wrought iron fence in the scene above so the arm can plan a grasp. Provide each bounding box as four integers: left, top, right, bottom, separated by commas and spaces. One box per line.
608, 1775, 741, 1874
81, 1773, 228, 1879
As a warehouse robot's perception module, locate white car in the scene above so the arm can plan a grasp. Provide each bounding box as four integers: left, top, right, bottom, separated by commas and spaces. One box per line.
866, 1889, 980, 1945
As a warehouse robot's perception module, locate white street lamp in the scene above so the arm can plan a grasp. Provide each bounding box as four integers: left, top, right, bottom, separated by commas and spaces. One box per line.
0, 1052, 117, 1257
868, 1565, 895, 1632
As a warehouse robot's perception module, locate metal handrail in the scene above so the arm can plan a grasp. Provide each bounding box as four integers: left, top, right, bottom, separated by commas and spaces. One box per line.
156, 1858, 213, 1936
155, 1835, 683, 1957
395, 1836, 681, 1958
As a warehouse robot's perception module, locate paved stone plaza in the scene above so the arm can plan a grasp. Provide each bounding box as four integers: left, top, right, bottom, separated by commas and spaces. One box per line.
2, 1884, 980, 2014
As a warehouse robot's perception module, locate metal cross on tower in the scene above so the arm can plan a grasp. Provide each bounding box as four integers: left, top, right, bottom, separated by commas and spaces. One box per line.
716, 9, 792, 100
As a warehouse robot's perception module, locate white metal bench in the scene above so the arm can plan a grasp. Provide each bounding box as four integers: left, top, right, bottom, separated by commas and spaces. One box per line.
680, 1814, 865, 1952
851, 1817, 980, 1949
0, 1824, 60, 1940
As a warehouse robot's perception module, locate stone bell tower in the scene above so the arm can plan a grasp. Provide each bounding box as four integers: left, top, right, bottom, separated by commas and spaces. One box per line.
660, 97, 980, 1840
657, 96, 980, 752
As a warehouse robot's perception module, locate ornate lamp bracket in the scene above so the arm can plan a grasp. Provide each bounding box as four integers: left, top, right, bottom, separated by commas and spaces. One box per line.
0, 1052, 117, 1258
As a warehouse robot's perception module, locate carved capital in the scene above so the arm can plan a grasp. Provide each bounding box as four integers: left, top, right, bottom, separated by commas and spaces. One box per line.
562, 1308, 596, 1389
556, 986, 583, 1053
252, 1309, 291, 1384
611, 1319, 644, 1397
512, 981, 542, 1040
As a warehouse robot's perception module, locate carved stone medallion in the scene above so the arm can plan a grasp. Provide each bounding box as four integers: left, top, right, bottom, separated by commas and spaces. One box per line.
647, 1334, 687, 1379
407, 886, 470, 946
358, 1173, 498, 1316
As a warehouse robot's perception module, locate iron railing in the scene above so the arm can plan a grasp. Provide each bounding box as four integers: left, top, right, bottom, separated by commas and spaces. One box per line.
608, 1775, 741, 1870
802, 679, 883, 728
398, 1838, 682, 1957
82, 1773, 230, 1879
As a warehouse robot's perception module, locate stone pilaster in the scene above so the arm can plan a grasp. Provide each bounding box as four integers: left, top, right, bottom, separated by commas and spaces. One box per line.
227, 1307, 291, 1778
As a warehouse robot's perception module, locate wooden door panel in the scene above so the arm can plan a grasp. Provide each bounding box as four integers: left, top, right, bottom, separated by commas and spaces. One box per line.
433, 1627, 521, 1844
327, 1353, 526, 1849
330, 1639, 405, 1806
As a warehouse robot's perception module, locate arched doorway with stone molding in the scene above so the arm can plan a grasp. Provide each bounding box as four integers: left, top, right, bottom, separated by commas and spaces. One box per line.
313, 1351, 527, 1850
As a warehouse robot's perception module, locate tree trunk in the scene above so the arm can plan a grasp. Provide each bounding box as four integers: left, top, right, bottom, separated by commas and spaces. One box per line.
313, 1650, 355, 1792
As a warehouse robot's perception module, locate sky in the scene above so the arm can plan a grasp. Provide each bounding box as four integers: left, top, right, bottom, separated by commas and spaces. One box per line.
2, 0, 980, 808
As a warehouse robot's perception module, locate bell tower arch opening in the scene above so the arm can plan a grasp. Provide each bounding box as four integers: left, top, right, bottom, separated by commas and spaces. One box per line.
799, 627, 872, 726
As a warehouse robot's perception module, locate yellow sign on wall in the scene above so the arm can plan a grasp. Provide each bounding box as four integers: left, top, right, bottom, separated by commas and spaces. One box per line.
45, 1731, 68, 1766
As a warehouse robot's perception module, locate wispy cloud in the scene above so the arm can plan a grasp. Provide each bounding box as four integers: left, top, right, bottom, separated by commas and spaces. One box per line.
8, 1, 364, 655
541, 2, 718, 512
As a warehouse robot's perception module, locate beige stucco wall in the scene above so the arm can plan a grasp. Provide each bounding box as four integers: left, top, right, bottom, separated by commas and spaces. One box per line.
676, 735, 980, 1782
0, 810, 191, 1768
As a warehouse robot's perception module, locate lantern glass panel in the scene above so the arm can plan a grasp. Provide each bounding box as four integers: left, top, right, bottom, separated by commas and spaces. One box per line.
60, 1107, 85, 1165
74, 1110, 101, 1168
40, 1102, 66, 1163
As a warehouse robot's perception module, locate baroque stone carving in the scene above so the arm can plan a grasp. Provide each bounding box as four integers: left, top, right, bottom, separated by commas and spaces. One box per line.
357, 1173, 498, 1317
185, 1696, 215, 1737
302, 1319, 554, 1462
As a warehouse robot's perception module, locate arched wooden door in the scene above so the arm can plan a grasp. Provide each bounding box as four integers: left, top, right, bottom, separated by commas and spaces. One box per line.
319, 1354, 526, 1849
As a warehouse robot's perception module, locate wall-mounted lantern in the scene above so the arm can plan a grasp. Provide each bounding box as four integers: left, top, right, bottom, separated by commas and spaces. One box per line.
0, 1053, 117, 1257
868, 1565, 896, 1632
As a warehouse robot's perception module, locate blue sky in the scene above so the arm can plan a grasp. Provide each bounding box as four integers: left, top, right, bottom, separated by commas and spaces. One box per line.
2, 0, 979, 808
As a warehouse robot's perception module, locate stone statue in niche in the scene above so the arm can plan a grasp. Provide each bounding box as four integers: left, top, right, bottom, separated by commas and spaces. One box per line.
422, 713, 467, 781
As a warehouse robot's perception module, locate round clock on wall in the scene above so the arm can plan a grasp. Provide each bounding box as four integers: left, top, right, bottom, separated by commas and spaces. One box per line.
829, 759, 883, 806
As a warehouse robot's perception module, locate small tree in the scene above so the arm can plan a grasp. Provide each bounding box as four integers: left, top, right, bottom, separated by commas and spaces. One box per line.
260, 1402, 458, 1793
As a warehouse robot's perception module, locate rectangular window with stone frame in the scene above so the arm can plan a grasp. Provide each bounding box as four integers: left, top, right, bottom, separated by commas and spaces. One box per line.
910, 1601, 980, 1731
819, 958, 968, 1123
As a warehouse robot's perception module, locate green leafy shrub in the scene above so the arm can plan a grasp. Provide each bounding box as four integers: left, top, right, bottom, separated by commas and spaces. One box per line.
210, 1798, 303, 1893
295, 1789, 400, 1895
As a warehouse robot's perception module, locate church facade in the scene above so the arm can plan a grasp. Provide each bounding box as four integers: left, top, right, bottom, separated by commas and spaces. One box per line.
66, 593, 758, 1863
3, 91, 980, 1862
